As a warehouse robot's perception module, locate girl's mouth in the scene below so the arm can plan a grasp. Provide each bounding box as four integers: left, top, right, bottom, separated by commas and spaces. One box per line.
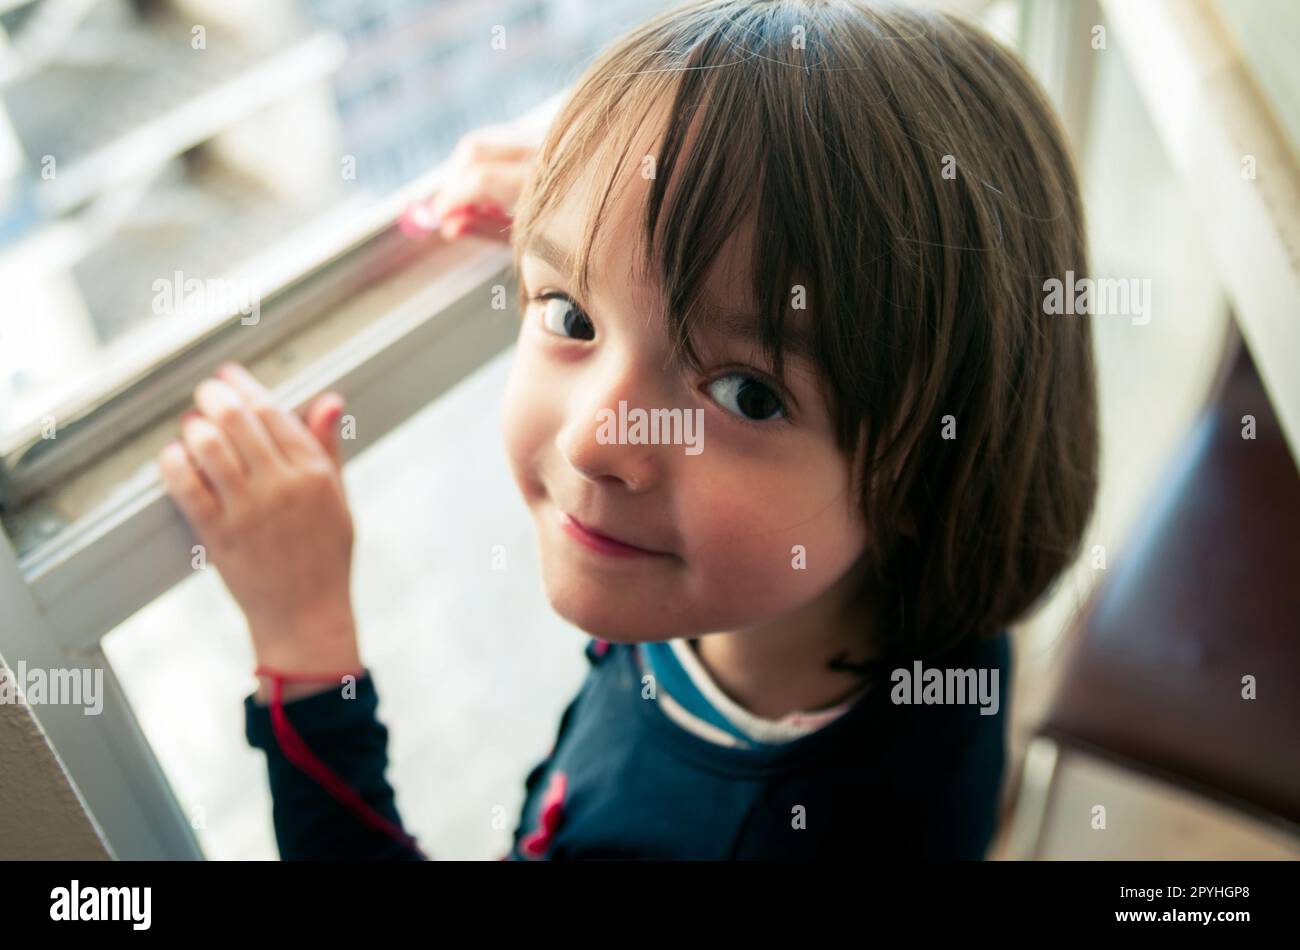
559, 511, 672, 559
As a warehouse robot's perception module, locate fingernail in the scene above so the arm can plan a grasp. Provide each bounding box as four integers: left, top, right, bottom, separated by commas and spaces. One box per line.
399, 203, 440, 237
200, 378, 240, 407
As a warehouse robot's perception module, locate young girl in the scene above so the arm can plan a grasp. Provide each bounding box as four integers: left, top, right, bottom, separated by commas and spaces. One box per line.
159, 0, 1097, 860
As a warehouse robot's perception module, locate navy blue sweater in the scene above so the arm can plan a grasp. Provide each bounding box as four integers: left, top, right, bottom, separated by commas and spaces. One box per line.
245, 631, 1011, 860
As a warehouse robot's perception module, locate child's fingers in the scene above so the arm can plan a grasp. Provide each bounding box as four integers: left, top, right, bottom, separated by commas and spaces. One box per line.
436, 205, 477, 241
178, 412, 245, 502
215, 363, 324, 467
303, 393, 346, 470
158, 440, 222, 526
435, 200, 515, 242
398, 121, 539, 239
399, 201, 477, 239
193, 378, 281, 473
451, 209, 515, 241
428, 162, 523, 225
401, 164, 526, 240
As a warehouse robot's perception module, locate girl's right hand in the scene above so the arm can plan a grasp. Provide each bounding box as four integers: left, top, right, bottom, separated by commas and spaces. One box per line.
401, 120, 543, 243
157, 363, 361, 698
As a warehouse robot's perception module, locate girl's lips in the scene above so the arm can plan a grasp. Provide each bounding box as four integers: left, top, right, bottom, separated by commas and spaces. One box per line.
559, 512, 669, 558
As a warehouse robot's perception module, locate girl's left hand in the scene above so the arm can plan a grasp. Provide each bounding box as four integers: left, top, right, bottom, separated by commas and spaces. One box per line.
399, 120, 542, 242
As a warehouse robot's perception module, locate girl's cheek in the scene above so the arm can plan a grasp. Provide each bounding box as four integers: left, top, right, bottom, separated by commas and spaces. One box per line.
682, 453, 863, 591
500, 346, 554, 499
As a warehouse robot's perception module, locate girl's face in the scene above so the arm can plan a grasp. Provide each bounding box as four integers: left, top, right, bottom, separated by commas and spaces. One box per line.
500, 172, 869, 642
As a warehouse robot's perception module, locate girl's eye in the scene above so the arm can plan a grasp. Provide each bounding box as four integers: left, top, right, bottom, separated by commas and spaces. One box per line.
705, 373, 785, 422
535, 292, 595, 341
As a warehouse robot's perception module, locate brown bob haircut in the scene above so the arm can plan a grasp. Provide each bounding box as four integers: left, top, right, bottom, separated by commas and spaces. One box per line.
510, 0, 1098, 662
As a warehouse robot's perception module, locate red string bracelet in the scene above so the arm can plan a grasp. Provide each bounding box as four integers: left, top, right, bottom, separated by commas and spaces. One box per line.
255, 665, 428, 860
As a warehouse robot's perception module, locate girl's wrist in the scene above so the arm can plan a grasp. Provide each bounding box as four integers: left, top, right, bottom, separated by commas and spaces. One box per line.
245, 604, 363, 704
253, 678, 343, 706
249, 609, 361, 673
252, 642, 365, 706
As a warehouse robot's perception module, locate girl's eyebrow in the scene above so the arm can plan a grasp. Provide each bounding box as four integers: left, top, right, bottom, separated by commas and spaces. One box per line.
522, 233, 574, 275
696, 301, 817, 365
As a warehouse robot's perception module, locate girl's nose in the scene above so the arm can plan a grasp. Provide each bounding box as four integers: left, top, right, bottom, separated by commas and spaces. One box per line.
556, 379, 667, 494
557, 415, 662, 493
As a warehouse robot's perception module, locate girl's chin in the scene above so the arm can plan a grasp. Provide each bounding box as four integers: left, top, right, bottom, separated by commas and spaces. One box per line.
541, 577, 689, 643
546, 592, 662, 642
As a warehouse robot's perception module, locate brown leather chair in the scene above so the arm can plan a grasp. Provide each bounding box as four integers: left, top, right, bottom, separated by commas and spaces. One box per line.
1008, 336, 1300, 858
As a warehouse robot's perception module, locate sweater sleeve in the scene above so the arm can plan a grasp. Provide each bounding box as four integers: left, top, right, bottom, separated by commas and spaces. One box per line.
244, 671, 424, 860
